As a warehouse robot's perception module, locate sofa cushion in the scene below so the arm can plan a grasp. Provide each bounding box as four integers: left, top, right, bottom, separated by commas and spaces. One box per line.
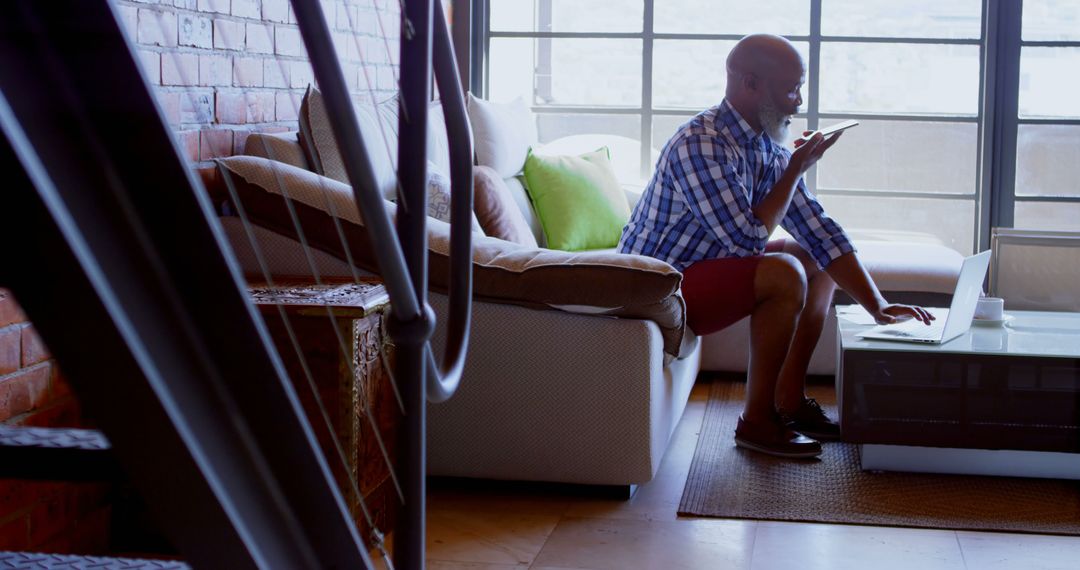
523, 147, 631, 251
214, 155, 687, 357
299, 86, 458, 202
243, 131, 309, 171
299, 85, 400, 199
467, 94, 538, 179
473, 165, 537, 247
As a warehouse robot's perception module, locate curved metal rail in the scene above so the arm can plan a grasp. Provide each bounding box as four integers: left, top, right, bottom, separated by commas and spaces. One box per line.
290, 2, 474, 570
289, 1, 472, 405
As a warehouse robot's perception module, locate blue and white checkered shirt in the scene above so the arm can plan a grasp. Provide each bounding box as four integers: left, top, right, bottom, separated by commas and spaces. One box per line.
619, 100, 854, 272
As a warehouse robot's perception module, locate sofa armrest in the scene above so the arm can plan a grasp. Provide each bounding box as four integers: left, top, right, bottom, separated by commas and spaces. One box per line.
427, 292, 700, 485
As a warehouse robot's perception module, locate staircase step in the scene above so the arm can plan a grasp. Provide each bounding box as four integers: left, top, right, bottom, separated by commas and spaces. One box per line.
0, 426, 121, 481
0, 552, 189, 569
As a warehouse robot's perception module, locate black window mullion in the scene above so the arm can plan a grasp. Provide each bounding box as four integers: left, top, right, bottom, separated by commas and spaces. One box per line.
470, 0, 487, 96
982, 0, 1024, 245
536, 0, 553, 103
481, 0, 491, 97
641, 0, 654, 180
807, 0, 822, 194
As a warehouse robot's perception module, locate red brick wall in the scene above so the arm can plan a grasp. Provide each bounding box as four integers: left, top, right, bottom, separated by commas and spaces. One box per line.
0, 290, 110, 554
1, 0, 402, 555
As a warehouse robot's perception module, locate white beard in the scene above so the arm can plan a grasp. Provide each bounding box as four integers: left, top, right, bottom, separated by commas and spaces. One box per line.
758, 99, 791, 143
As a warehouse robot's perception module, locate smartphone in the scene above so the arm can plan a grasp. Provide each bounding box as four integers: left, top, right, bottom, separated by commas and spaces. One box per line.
799, 119, 859, 141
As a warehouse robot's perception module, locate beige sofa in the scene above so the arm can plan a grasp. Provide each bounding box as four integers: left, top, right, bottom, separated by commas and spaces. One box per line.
216, 94, 701, 492
216, 92, 963, 491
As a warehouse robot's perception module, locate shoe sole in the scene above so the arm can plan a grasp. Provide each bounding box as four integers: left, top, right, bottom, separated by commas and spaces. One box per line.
793, 429, 842, 442
734, 436, 822, 459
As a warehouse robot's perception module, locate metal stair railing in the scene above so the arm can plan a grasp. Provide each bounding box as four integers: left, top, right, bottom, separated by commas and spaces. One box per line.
291, 2, 474, 568
0, 0, 473, 568
0, 0, 373, 564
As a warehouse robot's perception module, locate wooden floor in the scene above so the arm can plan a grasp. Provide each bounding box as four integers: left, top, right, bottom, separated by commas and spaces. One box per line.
375, 381, 1080, 570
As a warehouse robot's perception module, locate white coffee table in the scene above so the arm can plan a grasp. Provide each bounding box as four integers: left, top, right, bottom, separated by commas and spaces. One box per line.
836, 307, 1080, 479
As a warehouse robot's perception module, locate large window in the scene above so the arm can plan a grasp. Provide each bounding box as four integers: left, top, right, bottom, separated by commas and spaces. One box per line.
1013, 0, 1080, 230
479, 0, 1080, 254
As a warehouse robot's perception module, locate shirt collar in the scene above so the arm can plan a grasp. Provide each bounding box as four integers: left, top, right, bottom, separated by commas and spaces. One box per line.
716, 100, 789, 158
716, 99, 763, 148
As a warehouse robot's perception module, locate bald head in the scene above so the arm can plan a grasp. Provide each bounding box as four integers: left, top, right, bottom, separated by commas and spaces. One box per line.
724, 34, 806, 141
726, 34, 804, 94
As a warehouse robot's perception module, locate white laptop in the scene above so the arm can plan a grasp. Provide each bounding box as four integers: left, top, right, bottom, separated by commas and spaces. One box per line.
857, 250, 992, 344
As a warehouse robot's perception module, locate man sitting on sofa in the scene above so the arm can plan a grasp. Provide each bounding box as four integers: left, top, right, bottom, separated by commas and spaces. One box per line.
618, 33, 933, 459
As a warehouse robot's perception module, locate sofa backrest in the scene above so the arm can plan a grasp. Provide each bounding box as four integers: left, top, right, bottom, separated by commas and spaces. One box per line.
246, 97, 552, 246
213, 155, 688, 357
243, 131, 309, 170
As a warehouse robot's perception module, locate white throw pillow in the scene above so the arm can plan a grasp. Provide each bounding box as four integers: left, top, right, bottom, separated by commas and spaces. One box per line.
467, 94, 538, 179
426, 161, 484, 234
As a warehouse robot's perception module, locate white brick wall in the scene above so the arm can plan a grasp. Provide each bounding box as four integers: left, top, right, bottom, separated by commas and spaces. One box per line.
116, 0, 401, 166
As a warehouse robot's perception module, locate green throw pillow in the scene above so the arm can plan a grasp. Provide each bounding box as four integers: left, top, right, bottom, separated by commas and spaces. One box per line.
523, 147, 631, 251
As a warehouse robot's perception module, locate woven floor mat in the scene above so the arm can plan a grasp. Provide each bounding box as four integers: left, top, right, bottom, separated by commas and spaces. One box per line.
678, 379, 1080, 534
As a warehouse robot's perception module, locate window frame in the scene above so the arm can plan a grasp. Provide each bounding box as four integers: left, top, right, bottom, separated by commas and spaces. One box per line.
471, 0, 1075, 253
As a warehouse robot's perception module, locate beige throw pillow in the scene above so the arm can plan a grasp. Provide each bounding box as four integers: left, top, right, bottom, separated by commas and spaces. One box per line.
467, 94, 538, 179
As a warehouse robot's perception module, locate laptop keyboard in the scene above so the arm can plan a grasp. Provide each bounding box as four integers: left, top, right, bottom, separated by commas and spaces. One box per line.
879, 310, 948, 339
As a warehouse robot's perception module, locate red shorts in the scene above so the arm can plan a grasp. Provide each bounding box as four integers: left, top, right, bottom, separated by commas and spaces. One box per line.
681, 240, 785, 336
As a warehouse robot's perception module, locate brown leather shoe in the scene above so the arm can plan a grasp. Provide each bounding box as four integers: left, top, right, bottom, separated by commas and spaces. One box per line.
781, 398, 841, 441
734, 415, 822, 459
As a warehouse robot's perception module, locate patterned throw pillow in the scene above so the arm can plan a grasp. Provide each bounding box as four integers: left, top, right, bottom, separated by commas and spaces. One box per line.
426, 161, 483, 234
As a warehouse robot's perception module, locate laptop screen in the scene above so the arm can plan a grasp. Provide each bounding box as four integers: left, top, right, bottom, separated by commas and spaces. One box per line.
940, 250, 992, 341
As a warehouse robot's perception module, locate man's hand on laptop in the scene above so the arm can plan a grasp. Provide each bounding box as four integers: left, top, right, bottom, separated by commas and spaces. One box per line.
872, 304, 936, 326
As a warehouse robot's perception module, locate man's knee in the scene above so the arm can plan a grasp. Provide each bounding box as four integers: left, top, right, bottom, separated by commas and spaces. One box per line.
756, 254, 807, 307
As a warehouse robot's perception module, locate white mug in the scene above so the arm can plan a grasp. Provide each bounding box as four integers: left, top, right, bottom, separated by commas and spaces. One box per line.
974, 296, 1005, 321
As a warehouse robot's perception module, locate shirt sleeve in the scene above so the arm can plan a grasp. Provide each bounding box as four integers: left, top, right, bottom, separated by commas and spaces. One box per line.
670, 135, 770, 256
782, 176, 856, 269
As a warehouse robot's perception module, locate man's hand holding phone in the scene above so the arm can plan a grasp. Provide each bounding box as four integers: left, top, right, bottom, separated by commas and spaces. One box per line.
790, 120, 857, 174
797, 119, 859, 143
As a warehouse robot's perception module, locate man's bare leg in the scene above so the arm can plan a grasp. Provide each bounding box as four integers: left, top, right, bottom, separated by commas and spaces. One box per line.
775, 241, 837, 412
773, 240, 838, 410
742, 253, 806, 425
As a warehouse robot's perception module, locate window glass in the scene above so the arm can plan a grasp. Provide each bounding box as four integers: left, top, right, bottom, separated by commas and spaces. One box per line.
817, 120, 977, 195
822, 0, 982, 39
820, 43, 980, 115
1015, 125, 1080, 198
534, 118, 647, 184
652, 40, 735, 109
653, 40, 809, 110
1014, 203, 1080, 232
652, 114, 696, 150
488, 38, 643, 107
654, 0, 808, 35
817, 195, 976, 254
545, 39, 642, 106
1019, 47, 1080, 119
490, 0, 643, 33
537, 113, 640, 144
487, 38, 536, 104
1022, 0, 1080, 41
489, 1, 534, 32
